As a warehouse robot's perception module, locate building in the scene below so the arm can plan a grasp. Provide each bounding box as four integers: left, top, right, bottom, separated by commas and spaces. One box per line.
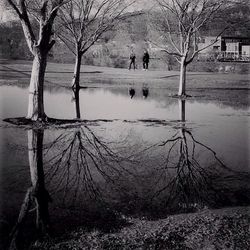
197, 36, 222, 54
198, 36, 250, 61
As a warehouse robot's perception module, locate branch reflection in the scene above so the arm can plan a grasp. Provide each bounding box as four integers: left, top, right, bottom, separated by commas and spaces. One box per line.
71, 87, 81, 119
8, 125, 135, 249
7, 102, 250, 249
44, 126, 134, 206
150, 99, 250, 215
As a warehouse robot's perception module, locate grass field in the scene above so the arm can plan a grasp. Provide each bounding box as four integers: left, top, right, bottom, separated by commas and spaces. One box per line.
0, 59, 249, 91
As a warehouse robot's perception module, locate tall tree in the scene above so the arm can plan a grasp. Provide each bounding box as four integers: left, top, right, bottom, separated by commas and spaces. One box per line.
6, 0, 70, 121
56, 0, 134, 118
153, 0, 227, 97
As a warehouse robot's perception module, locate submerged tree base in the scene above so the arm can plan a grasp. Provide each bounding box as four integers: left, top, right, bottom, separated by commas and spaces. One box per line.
3, 117, 82, 129
3, 117, 114, 129
172, 94, 192, 99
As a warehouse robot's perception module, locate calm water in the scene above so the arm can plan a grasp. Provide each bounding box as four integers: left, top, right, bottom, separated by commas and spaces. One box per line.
0, 85, 250, 249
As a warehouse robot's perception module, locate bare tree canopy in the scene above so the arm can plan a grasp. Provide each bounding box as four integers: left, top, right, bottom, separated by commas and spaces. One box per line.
6, 0, 71, 121
152, 0, 229, 96
55, 0, 135, 115
57, 0, 135, 55
6, 0, 71, 54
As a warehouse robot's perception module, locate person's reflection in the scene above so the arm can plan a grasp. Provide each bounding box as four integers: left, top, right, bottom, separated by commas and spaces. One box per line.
142, 87, 149, 99
9, 129, 51, 250
129, 88, 135, 99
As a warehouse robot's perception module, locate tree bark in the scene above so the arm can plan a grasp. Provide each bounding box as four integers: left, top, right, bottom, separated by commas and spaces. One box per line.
178, 58, 187, 97
72, 50, 82, 119
72, 51, 82, 89
27, 52, 47, 121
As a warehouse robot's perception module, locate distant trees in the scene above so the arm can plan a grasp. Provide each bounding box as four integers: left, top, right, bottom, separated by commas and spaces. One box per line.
207, 0, 250, 36
153, 0, 227, 97
56, 0, 134, 118
6, 0, 71, 121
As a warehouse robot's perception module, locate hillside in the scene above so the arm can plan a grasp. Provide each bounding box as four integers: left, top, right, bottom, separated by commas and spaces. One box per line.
1, 2, 250, 69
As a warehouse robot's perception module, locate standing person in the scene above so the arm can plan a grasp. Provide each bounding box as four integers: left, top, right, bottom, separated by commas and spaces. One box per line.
129, 51, 136, 70
129, 87, 135, 99
143, 50, 150, 70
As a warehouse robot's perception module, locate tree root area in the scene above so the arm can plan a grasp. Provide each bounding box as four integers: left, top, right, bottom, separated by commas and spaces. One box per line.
2, 117, 113, 129
171, 94, 192, 99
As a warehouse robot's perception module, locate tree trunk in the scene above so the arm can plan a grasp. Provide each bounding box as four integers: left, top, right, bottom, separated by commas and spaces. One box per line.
72, 52, 82, 89
27, 53, 47, 121
72, 50, 82, 119
178, 58, 187, 97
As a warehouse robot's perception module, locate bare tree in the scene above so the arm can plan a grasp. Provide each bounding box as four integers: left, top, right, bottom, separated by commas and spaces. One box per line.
6, 0, 70, 121
153, 0, 227, 97
56, 0, 135, 118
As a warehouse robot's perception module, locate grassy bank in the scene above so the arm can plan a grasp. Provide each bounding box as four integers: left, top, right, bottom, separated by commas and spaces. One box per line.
32, 206, 250, 250
0, 59, 249, 90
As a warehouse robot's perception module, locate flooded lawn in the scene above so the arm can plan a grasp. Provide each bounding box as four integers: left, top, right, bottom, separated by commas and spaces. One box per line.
0, 84, 250, 249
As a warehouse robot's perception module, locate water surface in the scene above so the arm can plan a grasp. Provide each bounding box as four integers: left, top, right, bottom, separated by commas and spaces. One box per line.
0, 85, 249, 249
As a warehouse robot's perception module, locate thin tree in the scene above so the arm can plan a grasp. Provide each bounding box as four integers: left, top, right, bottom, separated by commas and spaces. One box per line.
153, 0, 227, 97
56, 0, 134, 118
6, 0, 70, 121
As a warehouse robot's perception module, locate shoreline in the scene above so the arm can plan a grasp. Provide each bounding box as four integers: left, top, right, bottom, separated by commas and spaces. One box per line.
32, 206, 250, 250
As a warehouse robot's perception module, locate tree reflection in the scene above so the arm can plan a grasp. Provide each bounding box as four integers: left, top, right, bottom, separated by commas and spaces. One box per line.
43, 126, 133, 205
8, 125, 134, 249
9, 129, 51, 250
7, 101, 250, 248
71, 87, 81, 119
151, 99, 250, 214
